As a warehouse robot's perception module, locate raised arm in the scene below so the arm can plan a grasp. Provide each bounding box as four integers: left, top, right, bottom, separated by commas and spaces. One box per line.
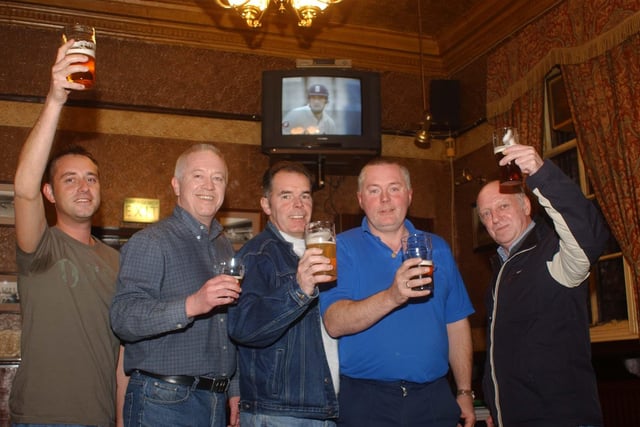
13, 40, 90, 252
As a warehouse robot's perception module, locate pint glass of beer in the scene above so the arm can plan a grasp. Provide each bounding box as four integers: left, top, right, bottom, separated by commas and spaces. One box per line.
304, 220, 337, 278
62, 23, 96, 89
493, 127, 523, 186
401, 232, 434, 292
216, 257, 245, 285
215, 256, 245, 305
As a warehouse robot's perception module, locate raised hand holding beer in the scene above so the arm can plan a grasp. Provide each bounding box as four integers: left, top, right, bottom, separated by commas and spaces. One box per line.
61, 23, 96, 89
493, 127, 523, 187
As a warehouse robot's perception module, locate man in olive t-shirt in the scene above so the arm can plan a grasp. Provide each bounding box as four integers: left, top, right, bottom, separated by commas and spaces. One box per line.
9, 41, 126, 427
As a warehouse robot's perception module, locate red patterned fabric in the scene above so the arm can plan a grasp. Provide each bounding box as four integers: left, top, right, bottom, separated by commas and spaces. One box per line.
487, 0, 640, 115
562, 34, 640, 320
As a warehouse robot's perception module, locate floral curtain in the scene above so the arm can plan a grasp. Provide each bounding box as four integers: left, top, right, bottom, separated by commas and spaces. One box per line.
562, 33, 640, 318
486, 0, 640, 330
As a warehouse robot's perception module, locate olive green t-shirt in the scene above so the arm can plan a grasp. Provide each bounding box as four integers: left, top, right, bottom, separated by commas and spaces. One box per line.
10, 227, 120, 427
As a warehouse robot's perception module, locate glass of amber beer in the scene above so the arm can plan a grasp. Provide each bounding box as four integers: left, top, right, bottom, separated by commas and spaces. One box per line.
215, 256, 245, 304
401, 232, 434, 292
62, 23, 96, 89
493, 126, 523, 186
304, 221, 337, 279
216, 257, 245, 285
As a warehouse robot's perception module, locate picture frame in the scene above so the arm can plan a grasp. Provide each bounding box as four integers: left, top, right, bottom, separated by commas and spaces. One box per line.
217, 209, 264, 250
0, 183, 15, 226
471, 204, 496, 252
0, 273, 19, 312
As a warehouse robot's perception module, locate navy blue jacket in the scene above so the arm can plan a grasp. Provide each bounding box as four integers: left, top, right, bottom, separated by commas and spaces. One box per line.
228, 222, 338, 420
482, 160, 609, 426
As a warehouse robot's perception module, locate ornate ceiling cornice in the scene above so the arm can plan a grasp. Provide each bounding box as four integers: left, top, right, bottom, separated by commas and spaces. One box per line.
0, 0, 562, 76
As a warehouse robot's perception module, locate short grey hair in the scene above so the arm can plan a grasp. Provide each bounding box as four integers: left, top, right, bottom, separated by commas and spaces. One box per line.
174, 144, 227, 181
357, 158, 412, 192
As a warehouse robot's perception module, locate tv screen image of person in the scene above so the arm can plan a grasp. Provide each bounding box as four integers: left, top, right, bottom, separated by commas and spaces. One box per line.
281, 76, 362, 136
261, 69, 380, 157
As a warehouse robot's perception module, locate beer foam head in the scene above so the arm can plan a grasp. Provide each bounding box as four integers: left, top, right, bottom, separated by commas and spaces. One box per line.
306, 231, 334, 244
502, 128, 516, 145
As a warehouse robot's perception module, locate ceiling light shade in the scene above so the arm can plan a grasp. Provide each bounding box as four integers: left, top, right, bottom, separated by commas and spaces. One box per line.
217, 0, 269, 28
216, 0, 341, 28
414, 113, 432, 148
414, 128, 431, 148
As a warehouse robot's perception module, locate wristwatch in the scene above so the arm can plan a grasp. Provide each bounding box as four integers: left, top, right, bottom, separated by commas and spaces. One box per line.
456, 389, 476, 399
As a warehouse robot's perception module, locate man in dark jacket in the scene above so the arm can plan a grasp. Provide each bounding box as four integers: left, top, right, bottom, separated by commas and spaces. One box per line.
476, 143, 609, 427
228, 161, 339, 426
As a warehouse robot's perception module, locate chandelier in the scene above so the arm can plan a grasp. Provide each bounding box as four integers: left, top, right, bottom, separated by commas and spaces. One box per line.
215, 0, 342, 28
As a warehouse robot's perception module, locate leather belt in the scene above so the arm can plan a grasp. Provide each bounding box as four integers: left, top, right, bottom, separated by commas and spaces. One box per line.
138, 370, 230, 393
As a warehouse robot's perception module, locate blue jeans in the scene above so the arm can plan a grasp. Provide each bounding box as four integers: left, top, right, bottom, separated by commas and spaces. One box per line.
240, 413, 336, 427
12, 425, 92, 427
123, 371, 227, 427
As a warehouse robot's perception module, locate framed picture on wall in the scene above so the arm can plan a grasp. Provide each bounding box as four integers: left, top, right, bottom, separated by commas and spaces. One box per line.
472, 204, 496, 252
218, 209, 264, 250
0, 273, 19, 312
0, 183, 15, 226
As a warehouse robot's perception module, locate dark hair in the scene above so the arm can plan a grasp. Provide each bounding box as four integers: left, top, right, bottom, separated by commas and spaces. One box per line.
262, 161, 313, 198
45, 145, 99, 184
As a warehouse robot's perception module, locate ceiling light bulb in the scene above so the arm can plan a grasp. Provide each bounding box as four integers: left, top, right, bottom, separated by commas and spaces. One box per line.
291, 0, 330, 11
217, 0, 340, 27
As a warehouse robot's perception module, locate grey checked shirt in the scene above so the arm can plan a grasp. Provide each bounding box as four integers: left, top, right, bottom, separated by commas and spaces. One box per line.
110, 206, 239, 396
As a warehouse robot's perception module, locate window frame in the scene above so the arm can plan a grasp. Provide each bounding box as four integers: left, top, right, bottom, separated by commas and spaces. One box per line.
542, 68, 638, 342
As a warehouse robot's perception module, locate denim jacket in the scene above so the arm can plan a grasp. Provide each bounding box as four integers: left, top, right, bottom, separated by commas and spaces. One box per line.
228, 222, 339, 420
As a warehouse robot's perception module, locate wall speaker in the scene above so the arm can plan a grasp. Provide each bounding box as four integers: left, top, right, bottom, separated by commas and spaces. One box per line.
429, 79, 460, 131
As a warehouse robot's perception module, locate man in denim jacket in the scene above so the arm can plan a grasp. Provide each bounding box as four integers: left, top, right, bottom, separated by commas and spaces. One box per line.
228, 161, 339, 426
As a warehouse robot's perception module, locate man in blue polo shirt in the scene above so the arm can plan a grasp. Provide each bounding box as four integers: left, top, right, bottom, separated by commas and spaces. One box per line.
319, 158, 476, 427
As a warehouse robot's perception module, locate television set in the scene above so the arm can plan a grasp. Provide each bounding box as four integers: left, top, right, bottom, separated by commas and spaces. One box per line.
261, 69, 381, 175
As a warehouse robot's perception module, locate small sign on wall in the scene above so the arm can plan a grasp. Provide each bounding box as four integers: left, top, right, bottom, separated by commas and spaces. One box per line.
123, 198, 160, 223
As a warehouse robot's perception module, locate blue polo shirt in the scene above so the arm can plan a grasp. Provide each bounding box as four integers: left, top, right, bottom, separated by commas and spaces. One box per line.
319, 218, 474, 383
